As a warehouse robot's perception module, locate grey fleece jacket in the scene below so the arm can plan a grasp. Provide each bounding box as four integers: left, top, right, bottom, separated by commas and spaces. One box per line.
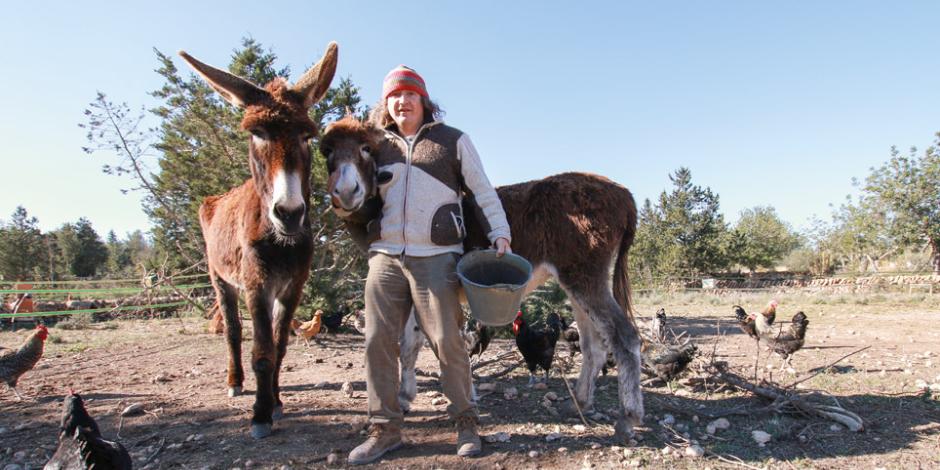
368, 121, 511, 257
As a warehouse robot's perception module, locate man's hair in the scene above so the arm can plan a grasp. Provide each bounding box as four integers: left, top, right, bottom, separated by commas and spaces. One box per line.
368, 95, 445, 129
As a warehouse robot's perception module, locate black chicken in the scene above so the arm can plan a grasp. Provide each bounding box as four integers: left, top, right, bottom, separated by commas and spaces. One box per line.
761, 311, 809, 369
462, 317, 491, 364
512, 310, 562, 386
45, 392, 133, 470
321, 310, 345, 334
642, 341, 697, 382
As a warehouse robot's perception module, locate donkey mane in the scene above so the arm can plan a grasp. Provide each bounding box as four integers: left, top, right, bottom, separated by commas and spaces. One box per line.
241, 78, 318, 134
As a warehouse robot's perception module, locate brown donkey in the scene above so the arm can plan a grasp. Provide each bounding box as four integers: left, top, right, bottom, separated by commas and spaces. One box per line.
179, 43, 338, 439
321, 116, 644, 441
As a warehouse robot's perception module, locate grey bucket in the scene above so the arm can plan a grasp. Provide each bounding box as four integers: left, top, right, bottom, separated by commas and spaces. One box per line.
456, 249, 533, 327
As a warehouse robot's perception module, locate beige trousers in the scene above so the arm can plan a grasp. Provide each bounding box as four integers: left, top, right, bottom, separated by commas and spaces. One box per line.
364, 252, 475, 424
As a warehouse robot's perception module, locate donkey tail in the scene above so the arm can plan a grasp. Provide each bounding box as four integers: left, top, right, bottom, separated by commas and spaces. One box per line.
613, 225, 636, 324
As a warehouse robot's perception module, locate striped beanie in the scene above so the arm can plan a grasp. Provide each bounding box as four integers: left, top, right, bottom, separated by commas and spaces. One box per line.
382, 65, 428, 100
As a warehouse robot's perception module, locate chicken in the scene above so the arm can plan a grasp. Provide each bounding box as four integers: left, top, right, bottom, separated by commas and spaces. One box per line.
560, 317, 580, 357
512, 310, 562, 386
291, 310, 323, 346
321, 310, 345, 334
353, 310, 367, 336
642, 340, 697, 382
761, 311, 809, 369
649, 308, 667, 343
0, 324, 48, 400
733, 305, 759, 340
755, 300, 778, 335
44, 392, 132, 470
461, 317, 491, 365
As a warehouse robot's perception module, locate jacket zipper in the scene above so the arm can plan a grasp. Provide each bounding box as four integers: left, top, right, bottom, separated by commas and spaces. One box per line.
393, 123, 434, 256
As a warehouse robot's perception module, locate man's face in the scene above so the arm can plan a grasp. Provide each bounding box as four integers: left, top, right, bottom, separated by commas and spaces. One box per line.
386, 89, 424, 133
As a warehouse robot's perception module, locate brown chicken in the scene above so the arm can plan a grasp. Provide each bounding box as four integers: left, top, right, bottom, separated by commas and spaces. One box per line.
291, 310, 323, 346
0, 324, 48, 400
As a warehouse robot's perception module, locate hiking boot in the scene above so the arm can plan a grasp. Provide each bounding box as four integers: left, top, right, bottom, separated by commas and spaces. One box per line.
455, 415, 482, 457
348, 422, 403, 465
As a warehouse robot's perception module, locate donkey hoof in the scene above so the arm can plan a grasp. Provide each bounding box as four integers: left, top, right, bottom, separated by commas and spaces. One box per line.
614, 417, 636, 443
272, 406, 284, 420
250, 423, 273, 439
228, 386, 243, 398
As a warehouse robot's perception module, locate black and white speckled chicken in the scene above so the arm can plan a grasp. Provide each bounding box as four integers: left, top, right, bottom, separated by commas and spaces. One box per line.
649, 308, 667, 342
733, 305, 759, 340
760, 311, 809, 369
642, 340, 697, 382
44, 392, 132, 470
461, 317, 491, 364
559, 317, 580, 357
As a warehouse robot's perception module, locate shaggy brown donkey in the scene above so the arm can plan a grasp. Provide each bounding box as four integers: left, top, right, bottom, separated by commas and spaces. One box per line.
321, 116, 643, 441
179, 42, 338, 439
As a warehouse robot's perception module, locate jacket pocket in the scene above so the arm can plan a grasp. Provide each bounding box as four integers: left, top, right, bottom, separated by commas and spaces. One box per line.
430, 203, 465, 246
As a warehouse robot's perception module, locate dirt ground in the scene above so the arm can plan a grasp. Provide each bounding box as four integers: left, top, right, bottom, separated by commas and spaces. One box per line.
2, 292, 939, 469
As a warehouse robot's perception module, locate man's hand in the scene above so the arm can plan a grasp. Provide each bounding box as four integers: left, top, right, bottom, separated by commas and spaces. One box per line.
494, 237, 512, 257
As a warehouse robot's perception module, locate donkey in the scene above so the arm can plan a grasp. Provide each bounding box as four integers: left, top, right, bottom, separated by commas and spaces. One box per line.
179, 42, 338, 439
320, 116, 644, 441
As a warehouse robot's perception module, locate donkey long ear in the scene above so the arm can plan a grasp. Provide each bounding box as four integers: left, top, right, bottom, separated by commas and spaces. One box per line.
293, 41, 339, 108
178, 51, 267, 108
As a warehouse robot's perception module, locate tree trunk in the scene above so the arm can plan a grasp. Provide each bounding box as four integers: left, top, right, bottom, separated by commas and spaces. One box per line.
931, 238, 940, 274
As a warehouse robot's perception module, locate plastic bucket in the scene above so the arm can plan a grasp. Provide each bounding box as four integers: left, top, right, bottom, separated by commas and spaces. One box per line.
456, 249, 533, 326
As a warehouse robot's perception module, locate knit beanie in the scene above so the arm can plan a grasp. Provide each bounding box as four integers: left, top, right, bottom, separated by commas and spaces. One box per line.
382, 65, 428, 100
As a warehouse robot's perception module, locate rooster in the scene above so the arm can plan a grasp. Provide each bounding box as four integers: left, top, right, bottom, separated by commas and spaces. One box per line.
733, 305, 759, 340
0, 324, 48, 400
512, 310, 562, 386
755, 300, 778, 335
44, 392, 132, 470
461, 317, 491, 365
761, 311, 809, 369
290, 310, 323, 346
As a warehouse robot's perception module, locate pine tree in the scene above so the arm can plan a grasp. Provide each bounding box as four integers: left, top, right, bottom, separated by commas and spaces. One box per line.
0, 207, 46, 281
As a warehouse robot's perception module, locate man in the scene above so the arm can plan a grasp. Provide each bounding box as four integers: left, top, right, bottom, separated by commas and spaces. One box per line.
348, 65, 512, 465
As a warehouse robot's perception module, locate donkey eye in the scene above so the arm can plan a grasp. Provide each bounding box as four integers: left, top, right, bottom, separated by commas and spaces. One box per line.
249, 127, 269, 140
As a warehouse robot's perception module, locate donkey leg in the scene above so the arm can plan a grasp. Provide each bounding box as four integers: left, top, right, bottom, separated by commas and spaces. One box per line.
398, 308, 423, 414
246, 290, 277, 439
563, 294, 607, 415
578, 291, 644, 442
213, 276, 244, 397
271, 290, 301, 421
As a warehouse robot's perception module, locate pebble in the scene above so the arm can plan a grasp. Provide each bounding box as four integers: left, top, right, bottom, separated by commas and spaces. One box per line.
752, 430, 772, 446
685, 445, 705, 458
830, 424, 843, 432
425, 391, 443, 398
431, 397, 447, 406
544, 391, 559, 401
558, 447, 569, 453
244, 460, 255, 468
915, 379, 929, 389
533, 382, 548, 390
573, 424, 586, 432
341, 382, 354, 397
477, 383, 497, 392
485, 432, 511, 443
504, 387, 519, 400
623, 448, 633, 457
326, 452, 340, 466
930, 383, 940, 392
660, 414, 676, 426
661, 446, 673, 455
314, 381, 329, 388
590, 442, 602, 450
692, 415, 699, 423
13, 451, 26, 462
152, 373, 171, 383
545, 432, 563, 442
528, 450, 540, 458
706, 418, 730, 434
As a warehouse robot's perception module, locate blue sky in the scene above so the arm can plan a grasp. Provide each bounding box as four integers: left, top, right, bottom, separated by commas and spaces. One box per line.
2, 1, 938, 237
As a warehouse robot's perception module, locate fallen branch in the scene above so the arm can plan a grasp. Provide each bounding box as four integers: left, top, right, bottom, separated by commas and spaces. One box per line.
471, 350, 519, 372
482, 359, 523, 380
141, 437, 166, 467
785, 345, 871, 389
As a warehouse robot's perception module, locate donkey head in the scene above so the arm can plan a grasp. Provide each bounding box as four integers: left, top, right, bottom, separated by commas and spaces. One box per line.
320, 115, 387, 215
179, 42, 338, 243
